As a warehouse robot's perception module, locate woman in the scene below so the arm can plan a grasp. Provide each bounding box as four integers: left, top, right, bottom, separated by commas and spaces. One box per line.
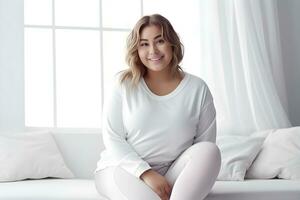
95, 14, 221, 200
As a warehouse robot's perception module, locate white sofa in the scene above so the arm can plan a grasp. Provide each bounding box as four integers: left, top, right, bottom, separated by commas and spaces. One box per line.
0, 132, 299, 200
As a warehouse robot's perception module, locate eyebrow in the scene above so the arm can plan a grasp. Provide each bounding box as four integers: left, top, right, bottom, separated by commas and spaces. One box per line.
140, 34, 162, 42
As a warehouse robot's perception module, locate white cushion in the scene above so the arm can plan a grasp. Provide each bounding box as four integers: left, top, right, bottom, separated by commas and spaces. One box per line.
0, 131, 74, 182
246, 127, 300, 180
217, 135, 264, 181
52, 132, 103, 179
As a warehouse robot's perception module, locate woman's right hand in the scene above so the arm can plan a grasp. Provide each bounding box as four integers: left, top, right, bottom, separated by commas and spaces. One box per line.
140, 169, 172, 200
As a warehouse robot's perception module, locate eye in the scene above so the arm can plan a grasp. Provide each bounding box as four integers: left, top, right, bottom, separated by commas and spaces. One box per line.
157, 39, 165, 44
140, 42, 148, 47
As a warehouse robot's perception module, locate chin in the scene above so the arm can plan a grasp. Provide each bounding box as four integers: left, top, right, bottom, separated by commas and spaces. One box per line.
147, 67, 167, 72
146, 64, 169, 72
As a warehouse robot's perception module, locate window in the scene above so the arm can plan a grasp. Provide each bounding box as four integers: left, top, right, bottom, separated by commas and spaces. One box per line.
24, 0, 201, 130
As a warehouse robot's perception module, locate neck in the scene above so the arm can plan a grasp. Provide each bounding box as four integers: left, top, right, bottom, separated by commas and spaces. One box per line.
144, 68, 181, 83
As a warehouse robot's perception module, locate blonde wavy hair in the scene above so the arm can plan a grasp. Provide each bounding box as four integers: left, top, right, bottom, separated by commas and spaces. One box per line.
119, 14, 184, 87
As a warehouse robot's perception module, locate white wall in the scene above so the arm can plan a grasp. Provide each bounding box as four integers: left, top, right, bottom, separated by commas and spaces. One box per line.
0, 0, 24, 132
277, 0, 300, 126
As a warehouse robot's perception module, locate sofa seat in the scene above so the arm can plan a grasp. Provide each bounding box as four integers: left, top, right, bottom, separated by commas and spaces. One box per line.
1, 178, 299, 200
0, 179, 104, 200
206, 179, 300, 200
1, 133, 299, 200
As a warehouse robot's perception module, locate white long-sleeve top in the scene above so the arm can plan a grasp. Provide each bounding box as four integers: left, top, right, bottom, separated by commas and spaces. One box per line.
95, 72, 216, 178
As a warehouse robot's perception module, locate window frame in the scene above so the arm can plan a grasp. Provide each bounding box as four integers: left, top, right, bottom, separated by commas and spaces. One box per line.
24, 0, 144, 133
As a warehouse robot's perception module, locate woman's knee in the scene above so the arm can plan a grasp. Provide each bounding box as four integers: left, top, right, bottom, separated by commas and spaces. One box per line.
94, 167, 160, 200
185, 142, 221, 165
94, 169, 113, 199
165, 142, 221, 187
188, 141, 219, 153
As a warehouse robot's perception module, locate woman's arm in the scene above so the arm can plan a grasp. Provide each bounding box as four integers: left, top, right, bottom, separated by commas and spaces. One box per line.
103, 82, 172, 199
102, 82, 151, 178
194, 86, 217, 143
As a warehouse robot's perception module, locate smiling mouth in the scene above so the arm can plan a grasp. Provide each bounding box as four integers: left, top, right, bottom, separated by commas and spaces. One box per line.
148, 56, 163, 61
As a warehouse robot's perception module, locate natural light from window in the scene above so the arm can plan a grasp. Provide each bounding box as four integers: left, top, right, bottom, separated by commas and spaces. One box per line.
24, 0, 201, 130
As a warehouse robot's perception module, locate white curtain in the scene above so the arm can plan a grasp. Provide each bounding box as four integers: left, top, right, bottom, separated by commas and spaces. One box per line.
197, 0, 291, 136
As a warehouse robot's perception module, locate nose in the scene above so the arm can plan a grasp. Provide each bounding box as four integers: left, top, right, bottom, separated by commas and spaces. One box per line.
149, 43, 158, 54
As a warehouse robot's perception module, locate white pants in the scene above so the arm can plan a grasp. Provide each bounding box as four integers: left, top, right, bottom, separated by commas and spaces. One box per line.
94, 142, 221, 200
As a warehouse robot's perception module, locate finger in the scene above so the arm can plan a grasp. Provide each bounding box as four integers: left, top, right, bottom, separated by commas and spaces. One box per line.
164, 186, 170, 197
160, 188, 168, 200
165, 184, 172, 196
156, 189, 165, 199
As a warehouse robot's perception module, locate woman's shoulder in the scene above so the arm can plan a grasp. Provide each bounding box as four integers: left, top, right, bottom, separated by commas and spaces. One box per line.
184, 72, 214, 106
184, 72, 209, 89
111, 72, 140, 95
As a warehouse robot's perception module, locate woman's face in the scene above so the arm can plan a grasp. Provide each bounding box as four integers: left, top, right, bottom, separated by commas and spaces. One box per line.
137, 25, 173, 73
